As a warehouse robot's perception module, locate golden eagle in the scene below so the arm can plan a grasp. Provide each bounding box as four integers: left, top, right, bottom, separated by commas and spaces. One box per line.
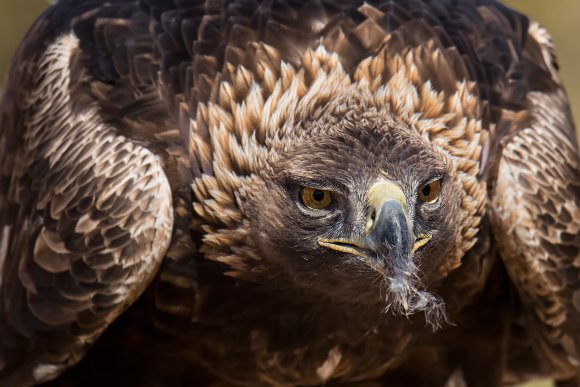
0, 0, 578, 385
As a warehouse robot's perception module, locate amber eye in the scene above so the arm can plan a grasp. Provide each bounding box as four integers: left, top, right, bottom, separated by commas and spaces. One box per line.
418, 179, 442, 204
300, 187, 332, 209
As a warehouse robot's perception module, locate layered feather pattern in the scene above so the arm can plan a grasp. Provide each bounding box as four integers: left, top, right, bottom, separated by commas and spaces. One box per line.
0, 0, 578, 386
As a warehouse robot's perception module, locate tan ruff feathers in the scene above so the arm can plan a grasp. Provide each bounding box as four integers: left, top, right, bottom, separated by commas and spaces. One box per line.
192, 43, 486, 272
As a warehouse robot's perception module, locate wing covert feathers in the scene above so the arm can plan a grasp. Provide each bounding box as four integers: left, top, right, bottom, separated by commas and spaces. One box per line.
0, 32, 174, 384
491, 22, 580, 380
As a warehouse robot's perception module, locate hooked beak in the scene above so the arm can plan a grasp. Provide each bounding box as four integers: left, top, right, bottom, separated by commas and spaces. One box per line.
318, 181, 432, 259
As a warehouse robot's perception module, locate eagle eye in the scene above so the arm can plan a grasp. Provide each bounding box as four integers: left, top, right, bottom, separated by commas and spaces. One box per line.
418, 179, 441, 204
300, 187, 332, 209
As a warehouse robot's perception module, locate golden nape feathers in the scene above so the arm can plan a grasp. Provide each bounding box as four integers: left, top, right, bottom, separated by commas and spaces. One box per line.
0, 0, 579, 386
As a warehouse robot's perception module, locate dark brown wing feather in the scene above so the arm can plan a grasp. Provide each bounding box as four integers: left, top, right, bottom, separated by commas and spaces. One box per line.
491, 23, 580, 381
0, 8, 174, 386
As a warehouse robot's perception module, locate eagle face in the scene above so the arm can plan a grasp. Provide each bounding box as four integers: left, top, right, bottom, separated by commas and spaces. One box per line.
243, 104, 462, 327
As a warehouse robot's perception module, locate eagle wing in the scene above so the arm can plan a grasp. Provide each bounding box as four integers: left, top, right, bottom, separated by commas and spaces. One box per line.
491, 22, 580, 381
0, 10, 174, 387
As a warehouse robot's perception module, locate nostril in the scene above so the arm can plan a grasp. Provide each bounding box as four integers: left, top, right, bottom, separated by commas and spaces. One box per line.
366, 209, 377, 232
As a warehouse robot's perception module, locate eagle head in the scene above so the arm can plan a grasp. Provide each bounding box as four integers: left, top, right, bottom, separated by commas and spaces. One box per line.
192, 47, 486, 329
242, 106, 465, 328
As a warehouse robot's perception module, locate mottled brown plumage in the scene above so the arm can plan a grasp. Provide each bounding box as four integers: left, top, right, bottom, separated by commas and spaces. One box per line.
0, 0, 578, 386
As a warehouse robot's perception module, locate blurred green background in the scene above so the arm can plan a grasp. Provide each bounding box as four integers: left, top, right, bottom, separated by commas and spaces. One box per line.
0, 1, 577, 386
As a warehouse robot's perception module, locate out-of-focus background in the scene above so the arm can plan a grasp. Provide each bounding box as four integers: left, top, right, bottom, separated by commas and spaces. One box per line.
0, 1, 577, 387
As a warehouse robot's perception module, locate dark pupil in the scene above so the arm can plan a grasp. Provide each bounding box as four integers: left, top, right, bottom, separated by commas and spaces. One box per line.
422, 185, 431, 197
312, 190, 325, 202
